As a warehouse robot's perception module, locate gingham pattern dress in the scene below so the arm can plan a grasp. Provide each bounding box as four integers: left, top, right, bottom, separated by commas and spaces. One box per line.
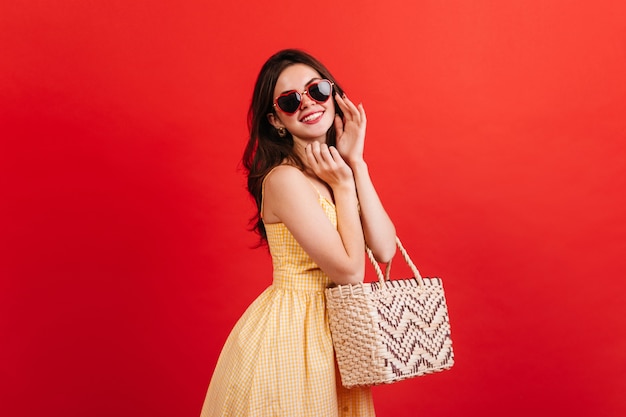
200, 177, 375, 417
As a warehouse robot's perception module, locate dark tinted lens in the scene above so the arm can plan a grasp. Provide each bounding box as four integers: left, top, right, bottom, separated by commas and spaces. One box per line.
309, 80, 332, 102
277, 92, 301, 113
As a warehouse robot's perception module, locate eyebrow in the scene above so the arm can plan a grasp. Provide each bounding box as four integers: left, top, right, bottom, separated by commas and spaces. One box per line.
278, 77, 322, 95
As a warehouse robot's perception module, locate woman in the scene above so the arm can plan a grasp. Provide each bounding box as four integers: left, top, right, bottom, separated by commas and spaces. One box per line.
201, 49, 396, 416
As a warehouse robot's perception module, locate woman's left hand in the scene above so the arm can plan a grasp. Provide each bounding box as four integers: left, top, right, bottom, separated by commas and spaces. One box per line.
334, 93, 367, 166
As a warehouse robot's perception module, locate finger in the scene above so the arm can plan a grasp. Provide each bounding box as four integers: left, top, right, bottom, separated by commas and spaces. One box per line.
341, 95, 361, 122
328, 145, 343, 162
310, 142, 332, 166
319, 143, 335, 164
357, 103, 367, 123
305, 143, 319, 166
334, 93, 354, 122
329, 146, 351, 172
334, 114, 344, 137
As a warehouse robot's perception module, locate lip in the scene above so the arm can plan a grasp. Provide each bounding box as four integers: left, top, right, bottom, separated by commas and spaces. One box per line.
299, 110, 324, 124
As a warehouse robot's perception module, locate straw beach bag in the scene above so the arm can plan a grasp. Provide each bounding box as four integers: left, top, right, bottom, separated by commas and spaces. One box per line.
325, 237, 454, 388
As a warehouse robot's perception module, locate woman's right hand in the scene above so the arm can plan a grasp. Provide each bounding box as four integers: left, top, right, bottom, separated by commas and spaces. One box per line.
333, 94, 367, 167
305, 142, 354, 190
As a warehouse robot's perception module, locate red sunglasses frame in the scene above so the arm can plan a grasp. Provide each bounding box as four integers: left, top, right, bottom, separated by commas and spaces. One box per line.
273, 79, 334, 115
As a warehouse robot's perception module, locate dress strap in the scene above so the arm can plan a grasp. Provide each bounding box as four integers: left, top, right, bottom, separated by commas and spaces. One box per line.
261, 165, 327, 219
261, 166, 282, 220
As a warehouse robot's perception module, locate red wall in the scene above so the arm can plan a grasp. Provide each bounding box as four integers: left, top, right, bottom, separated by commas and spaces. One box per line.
2, 1, 625, 416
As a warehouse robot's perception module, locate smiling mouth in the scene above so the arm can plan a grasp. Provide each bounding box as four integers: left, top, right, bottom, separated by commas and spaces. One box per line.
300, 111, 324, 123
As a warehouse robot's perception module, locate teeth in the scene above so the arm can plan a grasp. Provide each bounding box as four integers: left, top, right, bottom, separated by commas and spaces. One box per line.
302, 112, 322, 122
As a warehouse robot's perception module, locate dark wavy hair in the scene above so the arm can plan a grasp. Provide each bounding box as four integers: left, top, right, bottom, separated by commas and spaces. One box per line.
242, 49, 346, 244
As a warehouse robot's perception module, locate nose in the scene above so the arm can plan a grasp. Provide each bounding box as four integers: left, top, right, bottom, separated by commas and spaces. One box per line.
300, 90, 317, 108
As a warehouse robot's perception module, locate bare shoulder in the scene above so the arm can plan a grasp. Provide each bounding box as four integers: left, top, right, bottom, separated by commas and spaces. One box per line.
263, 165, 318, 223
265, 164, 301, 183
265, 165, 312, 195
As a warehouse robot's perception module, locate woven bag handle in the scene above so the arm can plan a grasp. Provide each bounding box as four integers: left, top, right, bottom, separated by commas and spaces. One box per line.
366, 237, 424, 286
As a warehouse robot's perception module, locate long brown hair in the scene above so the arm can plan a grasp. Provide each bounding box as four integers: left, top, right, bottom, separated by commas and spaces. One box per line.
242, 49, 346, 243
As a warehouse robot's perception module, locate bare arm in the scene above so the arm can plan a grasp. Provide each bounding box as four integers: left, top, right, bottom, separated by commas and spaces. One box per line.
350, 160, 396, 262
334, 94, 396, 262
263, 160, 365, 285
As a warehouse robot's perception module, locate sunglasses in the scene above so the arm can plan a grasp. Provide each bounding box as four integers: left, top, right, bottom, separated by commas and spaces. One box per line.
273, 79, 334, 114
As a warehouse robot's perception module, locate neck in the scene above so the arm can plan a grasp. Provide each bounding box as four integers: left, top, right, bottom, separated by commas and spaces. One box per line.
292, 135, 327, 168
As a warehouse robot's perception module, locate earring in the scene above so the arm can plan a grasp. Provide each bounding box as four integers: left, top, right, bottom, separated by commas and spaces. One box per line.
277, 127, 287, 137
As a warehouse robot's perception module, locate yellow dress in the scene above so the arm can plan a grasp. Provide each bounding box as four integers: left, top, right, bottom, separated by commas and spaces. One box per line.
200, 182, 375, 417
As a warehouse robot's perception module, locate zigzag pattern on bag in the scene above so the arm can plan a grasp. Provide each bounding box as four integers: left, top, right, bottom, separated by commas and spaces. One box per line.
326, 277, 454, 387
373, 281, 454, 376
